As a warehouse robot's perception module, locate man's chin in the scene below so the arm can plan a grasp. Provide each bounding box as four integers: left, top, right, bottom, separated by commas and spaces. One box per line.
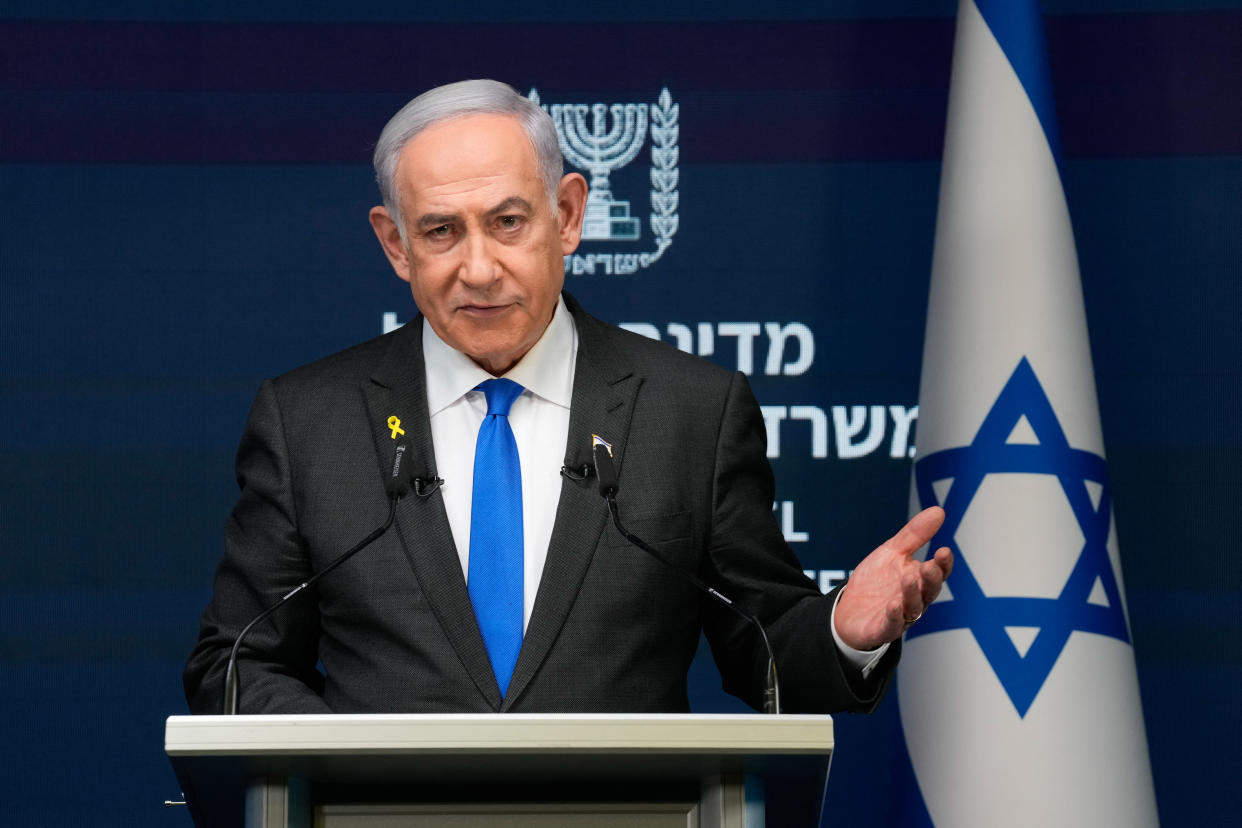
457, 336, 529, 376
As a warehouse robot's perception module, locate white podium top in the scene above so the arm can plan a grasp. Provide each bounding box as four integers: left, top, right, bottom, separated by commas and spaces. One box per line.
166, 713, 833, 757
167, 714, 835, 827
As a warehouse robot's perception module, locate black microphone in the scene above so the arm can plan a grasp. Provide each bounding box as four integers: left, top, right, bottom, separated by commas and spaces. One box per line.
413, 475, 444, 497
559, 461, 594, 482
594, 443, 618, 497
386, 441, 413, 498
222, 441, 416, 714
591, 443, 782, 715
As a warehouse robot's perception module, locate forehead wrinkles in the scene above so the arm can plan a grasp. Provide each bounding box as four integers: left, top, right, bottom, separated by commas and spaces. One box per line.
399, 166, 544, 222
418, 173, 512, 204
395, 113, 543, 205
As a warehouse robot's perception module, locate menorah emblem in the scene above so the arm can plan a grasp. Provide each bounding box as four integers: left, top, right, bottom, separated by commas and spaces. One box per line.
551, 103, 648, 241
529, 88, 679, 275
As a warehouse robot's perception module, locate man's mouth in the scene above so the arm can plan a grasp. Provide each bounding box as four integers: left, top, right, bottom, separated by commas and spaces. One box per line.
459, 302, 512, 318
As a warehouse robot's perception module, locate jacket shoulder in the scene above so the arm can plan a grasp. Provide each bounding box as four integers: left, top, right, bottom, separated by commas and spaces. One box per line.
570, 297, 736, 390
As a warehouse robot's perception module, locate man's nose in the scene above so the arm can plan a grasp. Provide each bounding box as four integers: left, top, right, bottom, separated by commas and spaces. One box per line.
458, 232, 500, 287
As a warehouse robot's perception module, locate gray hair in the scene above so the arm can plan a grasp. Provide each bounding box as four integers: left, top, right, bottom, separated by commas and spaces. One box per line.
373, 79, 563, 236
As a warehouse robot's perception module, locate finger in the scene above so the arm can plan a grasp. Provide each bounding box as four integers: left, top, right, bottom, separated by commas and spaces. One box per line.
918, 557, 947, 605
886, 597, 905, 625
901, 569, 923, 619
932, 546, 954, 577
887, 506, 946, 559
886, 597, 908, 636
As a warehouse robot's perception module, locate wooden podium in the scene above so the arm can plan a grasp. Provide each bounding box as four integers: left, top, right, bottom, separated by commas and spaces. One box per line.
165, 713, 833, 827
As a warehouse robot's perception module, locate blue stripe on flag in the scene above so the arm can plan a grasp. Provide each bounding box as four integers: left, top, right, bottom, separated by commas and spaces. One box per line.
973, 0, 1063, 163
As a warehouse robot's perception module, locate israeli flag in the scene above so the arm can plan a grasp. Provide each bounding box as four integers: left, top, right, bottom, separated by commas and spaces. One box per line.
897, 2, 1159, 825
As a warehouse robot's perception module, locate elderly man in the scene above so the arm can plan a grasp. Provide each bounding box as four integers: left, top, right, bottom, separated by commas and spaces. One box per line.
184, 79, 952, 715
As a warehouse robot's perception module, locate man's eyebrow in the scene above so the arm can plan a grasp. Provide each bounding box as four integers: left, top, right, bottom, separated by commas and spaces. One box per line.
414, 198, 534, 231
486, 197, 534, 217
415, 212, 458, 231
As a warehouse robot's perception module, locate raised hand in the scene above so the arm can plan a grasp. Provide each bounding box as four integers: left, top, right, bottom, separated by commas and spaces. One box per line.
833, 506, 954, 651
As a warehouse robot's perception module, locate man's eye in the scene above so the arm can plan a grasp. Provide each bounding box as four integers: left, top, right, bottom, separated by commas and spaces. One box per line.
426, 224, 453, 238
496, 215, 524, 230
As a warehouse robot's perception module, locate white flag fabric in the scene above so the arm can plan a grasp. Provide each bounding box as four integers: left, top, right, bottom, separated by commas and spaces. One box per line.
897, 1, 1159, 825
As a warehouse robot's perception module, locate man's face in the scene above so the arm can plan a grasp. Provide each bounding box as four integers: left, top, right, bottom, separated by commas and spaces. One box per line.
369, 113, 586, 376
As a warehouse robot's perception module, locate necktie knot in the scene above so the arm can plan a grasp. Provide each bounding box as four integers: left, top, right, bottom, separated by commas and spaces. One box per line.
478, 378, 524, 417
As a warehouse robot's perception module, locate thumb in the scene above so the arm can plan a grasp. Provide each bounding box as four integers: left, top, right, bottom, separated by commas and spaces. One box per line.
888, 506, 946, 558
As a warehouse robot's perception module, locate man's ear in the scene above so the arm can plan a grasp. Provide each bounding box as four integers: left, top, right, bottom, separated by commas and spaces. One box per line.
556, 173, 588, 256
369, 206, 412, 284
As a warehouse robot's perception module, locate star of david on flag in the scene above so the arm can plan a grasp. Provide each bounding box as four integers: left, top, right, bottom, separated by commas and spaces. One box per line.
909, 357, 1130, 717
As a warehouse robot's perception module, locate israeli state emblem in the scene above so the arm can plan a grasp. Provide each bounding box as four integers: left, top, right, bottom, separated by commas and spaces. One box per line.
528, 88, 679, 276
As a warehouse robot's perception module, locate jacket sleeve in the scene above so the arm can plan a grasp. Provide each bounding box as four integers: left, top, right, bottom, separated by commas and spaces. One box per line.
183, 380, 333, 714
698, 370, 899, 713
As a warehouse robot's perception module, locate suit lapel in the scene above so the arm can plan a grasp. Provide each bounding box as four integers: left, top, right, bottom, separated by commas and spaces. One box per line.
502, 298, 640, 710
362, 318, 503, 709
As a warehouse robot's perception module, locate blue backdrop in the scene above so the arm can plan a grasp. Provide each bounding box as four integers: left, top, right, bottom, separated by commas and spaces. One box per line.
1, 2, 1239, 825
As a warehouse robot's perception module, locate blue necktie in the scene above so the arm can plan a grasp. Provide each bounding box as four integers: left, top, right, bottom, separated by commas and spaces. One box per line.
468, 378, 525, 697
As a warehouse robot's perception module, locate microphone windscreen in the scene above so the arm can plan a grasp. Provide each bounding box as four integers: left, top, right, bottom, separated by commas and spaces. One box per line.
593, 442, 618, 497
386, 441, 412, 498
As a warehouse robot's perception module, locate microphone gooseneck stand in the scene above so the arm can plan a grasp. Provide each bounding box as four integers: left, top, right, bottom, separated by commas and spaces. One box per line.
591, 443, 782, 714
222, 495, 399, 715
222, 440, 421, 715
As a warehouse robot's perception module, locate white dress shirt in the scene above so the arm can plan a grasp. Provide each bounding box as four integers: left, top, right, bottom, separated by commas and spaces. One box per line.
423, 296, 577, 631
421, 296, 886, 674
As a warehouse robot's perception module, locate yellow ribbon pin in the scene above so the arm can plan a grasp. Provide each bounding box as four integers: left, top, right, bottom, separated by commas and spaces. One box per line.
387, 415, 405, 439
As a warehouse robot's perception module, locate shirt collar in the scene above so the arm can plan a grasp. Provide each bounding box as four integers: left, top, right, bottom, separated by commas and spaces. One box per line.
423, 295, 578, 417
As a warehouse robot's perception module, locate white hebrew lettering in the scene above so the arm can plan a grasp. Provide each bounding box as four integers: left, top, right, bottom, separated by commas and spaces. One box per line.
819, 570, 848, 593
605, 321, 814, 374
777, 501, 809, 542
666, 323, 693, 353
615, 254, 640, 274
889, 405, 919, 458
697, 322, 714, 357
759, 406, 788, 459
832, 405, 887, 458
763, 322, 814, 376
718, 322, 762, 375
382, 312, 404, 334
789, 406, 829, 459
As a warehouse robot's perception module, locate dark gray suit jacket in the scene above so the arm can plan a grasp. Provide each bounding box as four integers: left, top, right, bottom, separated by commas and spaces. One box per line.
184, 294, 897, 715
